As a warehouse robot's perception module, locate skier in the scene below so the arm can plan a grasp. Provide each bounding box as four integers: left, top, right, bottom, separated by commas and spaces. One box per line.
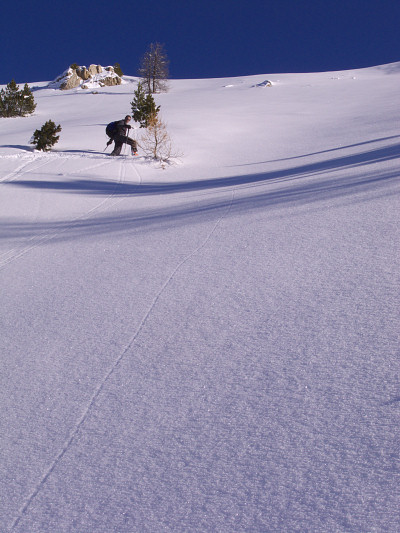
106, 115, 138, 156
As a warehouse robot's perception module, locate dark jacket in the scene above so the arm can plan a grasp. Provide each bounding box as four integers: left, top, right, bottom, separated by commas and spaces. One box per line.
114, 119, 131, 137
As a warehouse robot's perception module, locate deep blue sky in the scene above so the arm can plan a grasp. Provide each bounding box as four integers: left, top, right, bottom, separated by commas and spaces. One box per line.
1, 0, 399, 84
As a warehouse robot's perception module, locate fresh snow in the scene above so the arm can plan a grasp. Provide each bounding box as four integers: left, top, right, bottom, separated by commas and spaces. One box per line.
1, 63, 400, 532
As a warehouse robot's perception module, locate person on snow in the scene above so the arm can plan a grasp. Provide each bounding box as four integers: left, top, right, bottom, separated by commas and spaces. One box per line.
106, 115, 138, 156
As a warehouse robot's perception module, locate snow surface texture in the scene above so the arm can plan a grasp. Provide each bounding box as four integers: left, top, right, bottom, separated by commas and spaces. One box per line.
1, 64, 400, 532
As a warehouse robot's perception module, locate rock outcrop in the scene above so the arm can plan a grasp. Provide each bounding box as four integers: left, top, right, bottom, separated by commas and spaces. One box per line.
100, 77, 122, 87
76, 66, 91, 81
50, 64, 123, 90
253, 80, 273, 88
60, 70, 81, 90
88, 64, 102, 76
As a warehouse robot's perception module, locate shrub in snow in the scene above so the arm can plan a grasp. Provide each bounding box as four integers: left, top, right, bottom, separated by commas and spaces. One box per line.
139, 115, 179, 165
130, 81, 160, 128
30, 120, 62, 151
0, 79, 36, 117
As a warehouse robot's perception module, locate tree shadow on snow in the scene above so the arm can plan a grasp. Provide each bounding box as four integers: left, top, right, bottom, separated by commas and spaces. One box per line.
7, 141, 400, 198
2, 141, 399, 243
233, 135, 400, 166
382, 397, 400, 406
0, 144, 34, 152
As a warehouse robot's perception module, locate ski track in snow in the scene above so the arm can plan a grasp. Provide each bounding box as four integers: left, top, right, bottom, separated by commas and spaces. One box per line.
0, 154, 54, 184
9, 188, 235, 531
0, 151, 115, 184
30, 158, 69, 224
0, 154, 131, 269
129, 157, 142, 185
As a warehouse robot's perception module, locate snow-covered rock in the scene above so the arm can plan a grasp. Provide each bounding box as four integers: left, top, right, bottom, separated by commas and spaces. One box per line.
49, 64, 123, 90
253, 79, 273, 88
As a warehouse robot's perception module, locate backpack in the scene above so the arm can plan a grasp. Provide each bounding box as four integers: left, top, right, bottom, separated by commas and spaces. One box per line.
106, 121, 117, 138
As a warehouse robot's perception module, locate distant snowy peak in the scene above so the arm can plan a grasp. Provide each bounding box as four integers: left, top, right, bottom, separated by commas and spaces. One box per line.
49, 64, 125, 90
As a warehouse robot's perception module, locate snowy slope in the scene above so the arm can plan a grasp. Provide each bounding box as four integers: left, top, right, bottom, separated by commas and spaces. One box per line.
1, 63, 400, 532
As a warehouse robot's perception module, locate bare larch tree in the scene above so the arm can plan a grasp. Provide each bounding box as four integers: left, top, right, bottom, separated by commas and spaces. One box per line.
139, 115, 181, 166
138, 42, 169, 94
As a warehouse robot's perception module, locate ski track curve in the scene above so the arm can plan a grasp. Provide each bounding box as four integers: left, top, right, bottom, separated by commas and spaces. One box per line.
62, 155, 115, 177
9, 187, 236, 532
0, 154, 55, 184
30, 158, 69, 223
0, 151, 114, 185
0, 155, 126, 269
129, 157, 142, 185
0, 155, 68, 264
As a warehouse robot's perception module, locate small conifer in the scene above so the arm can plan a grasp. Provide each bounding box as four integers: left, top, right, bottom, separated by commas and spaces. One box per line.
19, 84, 37, 116
0, 79, 20, 117
31, 120, 62, 151
130, 81, 160, 128
113, 63, 123, 77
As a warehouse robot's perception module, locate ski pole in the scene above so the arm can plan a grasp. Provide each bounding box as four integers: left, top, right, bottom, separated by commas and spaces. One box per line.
133, 124, 138, 155
123, 128, 129, 156
104, 137, 113, 152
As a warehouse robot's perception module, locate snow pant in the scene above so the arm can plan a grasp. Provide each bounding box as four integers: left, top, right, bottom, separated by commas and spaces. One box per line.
110, 134, 137, 156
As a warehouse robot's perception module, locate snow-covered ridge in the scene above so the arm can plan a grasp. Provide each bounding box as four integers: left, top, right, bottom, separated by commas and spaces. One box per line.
48, 64, 125, 90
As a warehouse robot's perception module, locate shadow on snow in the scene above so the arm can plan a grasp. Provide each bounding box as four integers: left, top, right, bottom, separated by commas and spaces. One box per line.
1, 141, 399, 242
5, 141, 400, 196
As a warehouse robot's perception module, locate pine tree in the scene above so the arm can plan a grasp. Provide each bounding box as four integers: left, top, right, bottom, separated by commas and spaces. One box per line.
0, 79, 20, 117
138, 43, 169, 94
31, 120, 62, 151
0, 79, 36, 117
19, 84, 37, 116
130, 81, 160, 128
113, 63, 123, 77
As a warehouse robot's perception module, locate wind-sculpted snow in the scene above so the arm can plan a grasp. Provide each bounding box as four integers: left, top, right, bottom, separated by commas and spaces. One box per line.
1, 64, 400, 532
